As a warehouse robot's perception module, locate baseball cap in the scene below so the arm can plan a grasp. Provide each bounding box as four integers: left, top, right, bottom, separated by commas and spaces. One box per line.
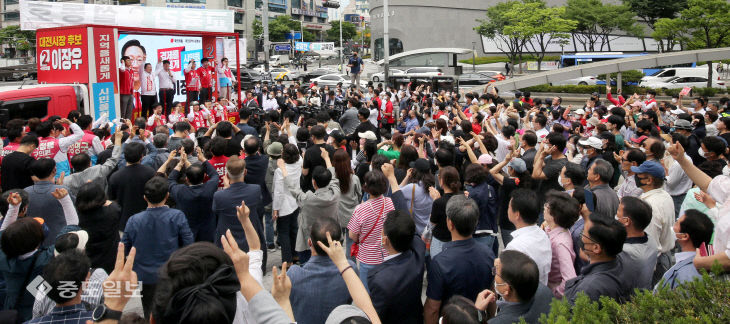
674, 119, 693, 130
508, 158, 527, 173
591, 91, 600, 97
325, 305, 370, 324
578, 136, 603, 150
266, 141, 283, 156
190, 101, 200, 106
587, 117, 601, 127
358, 130, 377, 141
630, 135, 648, 144
630, 160, 665, 179
574, 109, 586, 116
409, 158, 430, 173
478, 154, 493, 165
329, 130, 346, 144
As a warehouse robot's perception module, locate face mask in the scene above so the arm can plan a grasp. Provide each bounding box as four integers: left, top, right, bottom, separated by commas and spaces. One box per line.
269, 95, 273, 99
558, 175, 565, 188
671, 98, 678, 104
639, 147, 646, 153
581, 148, 587, 156
493, 281, 504, 299
567, 143, 575, 151
698, 147, 707, 158
634, 174, 644, 187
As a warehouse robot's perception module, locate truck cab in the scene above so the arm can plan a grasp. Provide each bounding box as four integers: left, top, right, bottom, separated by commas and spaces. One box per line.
0, 84, 88, 133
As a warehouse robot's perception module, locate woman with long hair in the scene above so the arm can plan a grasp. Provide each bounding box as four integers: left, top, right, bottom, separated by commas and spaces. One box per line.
399, 158, 435, 234
333, 149, 362, 253
76, 182, 121, 273
428, 166, 463, 257
273, 143, 303, 265
396, 144, 419, 182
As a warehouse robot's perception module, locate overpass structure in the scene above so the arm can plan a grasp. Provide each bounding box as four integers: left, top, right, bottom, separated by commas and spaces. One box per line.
475, 47, 730, 92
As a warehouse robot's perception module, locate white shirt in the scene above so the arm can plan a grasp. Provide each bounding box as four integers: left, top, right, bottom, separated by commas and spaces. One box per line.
383, 252, 402, 262
368, 108, 378, 127
273, 159, 303, 216
139, 69, 157, 96
707, 176, 730, 258
505, 225, 552, 286
232, 249, 263, 324
156, 63, 176, 89
263, 97, 278, 111
640, 188, 676, 254
535, 128, 549, 143
664, 153, 693, 196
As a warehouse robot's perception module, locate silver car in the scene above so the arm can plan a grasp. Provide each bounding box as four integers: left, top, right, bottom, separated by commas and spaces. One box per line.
311, 74, 368, 89
370, 69, 405, 82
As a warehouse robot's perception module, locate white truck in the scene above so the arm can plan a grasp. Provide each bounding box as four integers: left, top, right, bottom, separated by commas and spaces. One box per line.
269, 54, 290, 67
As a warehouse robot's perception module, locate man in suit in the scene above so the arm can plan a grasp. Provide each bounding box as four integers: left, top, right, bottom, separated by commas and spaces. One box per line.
656, 209, 714, 290
368, 210, 426, 324
474, 250, 553, 324
213, 156, 267, 270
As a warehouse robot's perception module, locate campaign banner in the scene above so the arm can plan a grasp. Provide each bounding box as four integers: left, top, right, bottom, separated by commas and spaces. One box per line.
93, 27, 118, 93
295, 42, 335, 52
20, 0, 233, 33
222, 38, 247, 66
119, 34, 203, 102
37, 26, 89, 84
181, 50, 204, 77
92, 82, 117, 123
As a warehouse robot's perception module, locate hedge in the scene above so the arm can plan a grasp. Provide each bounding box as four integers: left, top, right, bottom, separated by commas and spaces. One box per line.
459, 55, 561, 65
518, 84, 728, 97
536, 267, 730, 324
596, 70, 645, 83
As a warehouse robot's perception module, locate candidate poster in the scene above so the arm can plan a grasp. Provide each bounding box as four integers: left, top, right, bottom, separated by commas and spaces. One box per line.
36, 26, 89, 84
118, 34, 203, 103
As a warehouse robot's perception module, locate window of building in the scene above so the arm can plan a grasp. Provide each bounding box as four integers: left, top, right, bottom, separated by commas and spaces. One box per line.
291, 0, 301, 8
234, 12, 244, 24
117, 0, 141, 4
228, 0, 243, 7
374, 38, 403, 61
317, 17, 326, 24
167, 0, 206, 3
3, 12, 19, 21
304, 16, 313, 22
391, 53, 448, 67
5, 0, 19, 5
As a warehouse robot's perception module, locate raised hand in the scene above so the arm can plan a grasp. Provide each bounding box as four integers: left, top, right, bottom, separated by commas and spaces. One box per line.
221, 229, 250, 280
103, 243, 138, 312
315, 231, 348, 268
428, 186, 441, 201
236, 200, 251, 225
51, 188, 68, 200
7, 192, 21, 206
271, 262, 292, 303
381, 163, 395, 178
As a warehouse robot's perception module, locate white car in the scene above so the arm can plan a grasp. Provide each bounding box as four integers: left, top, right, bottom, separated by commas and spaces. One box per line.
270, 68, 299, 81
311, 74, 368, 89
405, 67, 444, 77
639, 76, 726, 89
370, 69, 405, 82
551, 76, 598, 86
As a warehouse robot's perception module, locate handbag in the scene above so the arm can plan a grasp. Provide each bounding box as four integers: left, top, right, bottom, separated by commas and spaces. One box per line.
0, 253, 40, 324
350, 199, 386, 258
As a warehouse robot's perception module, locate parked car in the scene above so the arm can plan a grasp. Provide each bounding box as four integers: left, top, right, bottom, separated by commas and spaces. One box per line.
458, 72, 497, 85
370, 69, 405, 82
270, 68, 299, 81
551, 76, 598, 86
405, 67, 444, 77
311, 74, 368, 89
640, 67, 715, 84
639, 76, 726, 89
299, 68, 337, 82
230, 68, 271, 89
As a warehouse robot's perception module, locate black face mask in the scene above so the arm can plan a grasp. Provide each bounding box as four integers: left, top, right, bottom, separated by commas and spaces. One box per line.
634, 174, 644, 187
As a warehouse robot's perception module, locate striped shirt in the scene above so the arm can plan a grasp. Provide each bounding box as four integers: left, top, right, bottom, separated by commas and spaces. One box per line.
347, 195, 394, 265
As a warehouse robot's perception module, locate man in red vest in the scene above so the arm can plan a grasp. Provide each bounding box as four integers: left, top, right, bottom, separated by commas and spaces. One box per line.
119, 56, 135, 119
197, 58, 215, 103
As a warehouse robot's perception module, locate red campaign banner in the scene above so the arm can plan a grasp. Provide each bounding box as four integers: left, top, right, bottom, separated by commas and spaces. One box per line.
93, 27, 118, 92
37, 27, 89, 84
157, 46, 186, 73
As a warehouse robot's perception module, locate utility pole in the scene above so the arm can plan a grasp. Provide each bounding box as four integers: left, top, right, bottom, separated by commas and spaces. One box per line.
339, 8, 343, 74
383, 0, 390, 87
263, 0, 270, 72
472, 41, 476, 72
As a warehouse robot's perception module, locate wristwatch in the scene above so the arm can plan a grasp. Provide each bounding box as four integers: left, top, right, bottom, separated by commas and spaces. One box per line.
92, 304, 123, 322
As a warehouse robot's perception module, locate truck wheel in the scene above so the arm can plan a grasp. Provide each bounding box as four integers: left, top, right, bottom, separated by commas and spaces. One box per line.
578, 81, 588, 85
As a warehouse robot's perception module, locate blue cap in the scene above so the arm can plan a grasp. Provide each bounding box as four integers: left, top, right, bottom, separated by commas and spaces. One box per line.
630, 160, 665, 179
508, 158, 527, 173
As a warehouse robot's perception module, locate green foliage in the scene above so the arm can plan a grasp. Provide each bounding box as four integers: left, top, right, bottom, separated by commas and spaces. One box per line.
326, 21, 357, 46
475, 0, 529, 70
564, 0, 643, 51
596, 70, 645, 83
538, 271, 730, 323
252, 18, 263, 39
516, 2, 578, 70
652, 18, 687, 52
677, 0, 730, 49
0, 26, 35, 53
622, 0, 687, 28
459, 55, 561, 65
262, 16, 316, 42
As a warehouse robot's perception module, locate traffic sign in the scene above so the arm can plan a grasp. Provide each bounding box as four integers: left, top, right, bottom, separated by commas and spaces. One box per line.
274, 44, 292, 51
285, 32, 302, 40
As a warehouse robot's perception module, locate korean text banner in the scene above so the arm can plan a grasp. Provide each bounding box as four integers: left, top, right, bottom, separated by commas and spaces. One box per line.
37, 26, 89, 84
119, 34, 203, 102
19, 0, 234, 33
92, 82, 117, 123
295, 42, 335, 52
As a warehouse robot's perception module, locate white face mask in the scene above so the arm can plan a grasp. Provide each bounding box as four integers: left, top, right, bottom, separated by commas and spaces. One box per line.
671, 98, 678, 104
639, 147, 646, 153
698, 147, 707, 158
567, 142, 575, 151
723, 165, 730, 176
558, 175, 565, 188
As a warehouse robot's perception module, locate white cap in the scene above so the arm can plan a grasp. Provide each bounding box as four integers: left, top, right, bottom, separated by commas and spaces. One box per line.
574, 108, 586, 115
358, 131, 377, 141
578, 136, 603, 149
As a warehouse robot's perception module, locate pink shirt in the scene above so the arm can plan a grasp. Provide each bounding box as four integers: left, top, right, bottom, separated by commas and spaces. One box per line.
347, 196, 394, 265
546, 226, 576, 298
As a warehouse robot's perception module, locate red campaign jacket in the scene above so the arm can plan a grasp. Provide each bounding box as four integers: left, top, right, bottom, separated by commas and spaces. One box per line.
197, 65, 215, 89
119, 67, 134, 95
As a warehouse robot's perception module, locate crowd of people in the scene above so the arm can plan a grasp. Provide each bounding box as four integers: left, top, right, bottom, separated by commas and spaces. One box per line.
0, 78, 728, 324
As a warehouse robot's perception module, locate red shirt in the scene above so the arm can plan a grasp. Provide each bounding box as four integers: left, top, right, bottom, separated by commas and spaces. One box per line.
347, 196, 395, 265
119, 67, 134, 95
197, 65, 215, 89
472, 122, 482, 134
208, 155, 229, 189
385, 101, 395, 124
185, 69, 201, 91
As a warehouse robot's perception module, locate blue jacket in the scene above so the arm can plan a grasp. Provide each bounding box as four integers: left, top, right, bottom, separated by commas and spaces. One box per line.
121, 207, 193, 283
368, 237, 426, 324
213, 182, 265, 251
657, 252, 701, 290
24, 181, 76, 247
468, 182, 498, 233
168, 161, 219, 242
288, 255, 357, 324
564, 259, 629, 304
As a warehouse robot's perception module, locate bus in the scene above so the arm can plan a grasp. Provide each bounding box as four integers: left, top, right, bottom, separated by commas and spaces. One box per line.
559, 52, 697, 76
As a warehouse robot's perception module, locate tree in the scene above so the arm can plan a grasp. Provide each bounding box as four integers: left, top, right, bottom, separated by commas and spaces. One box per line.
262, 15, 316, 43
475, 0, 531, 76
356, 27, 371, 49
623, 0, 688, 51
665, 0, 730, 87
0, 26, 35, 56
514, 2, 577, 71
564, 0, 643, 52
252, 18, 263, 39
651, 18, 687, 52
326, 21, 357, 46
